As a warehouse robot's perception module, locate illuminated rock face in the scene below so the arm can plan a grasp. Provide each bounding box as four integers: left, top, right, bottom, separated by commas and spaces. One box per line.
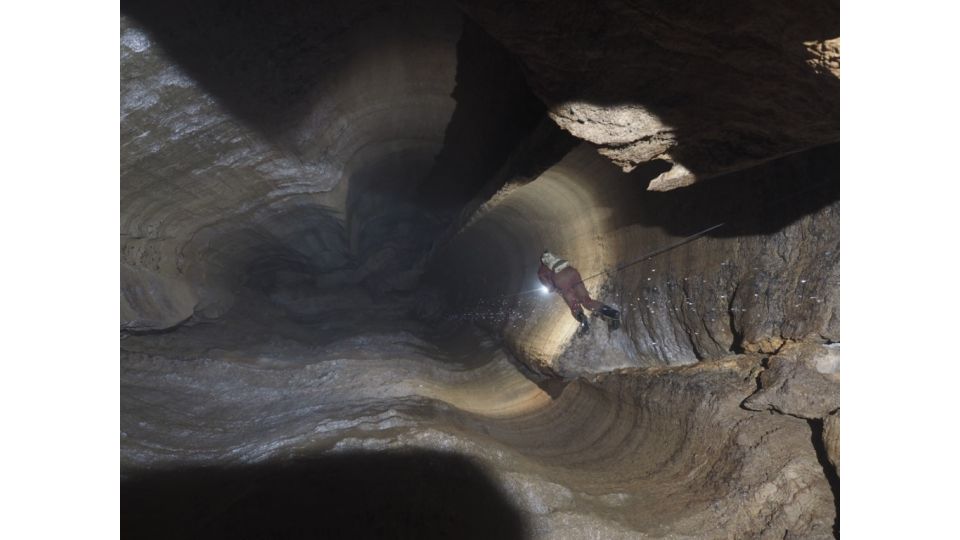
431, 143, 839, 376
121, 1, 839, 538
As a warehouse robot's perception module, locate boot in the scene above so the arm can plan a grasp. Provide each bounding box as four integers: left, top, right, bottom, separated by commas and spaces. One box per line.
598, 305, 621, 331
575, 311, 590, 336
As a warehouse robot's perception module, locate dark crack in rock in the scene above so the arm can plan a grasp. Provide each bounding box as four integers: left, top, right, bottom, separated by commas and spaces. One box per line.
823, 409, 841, 476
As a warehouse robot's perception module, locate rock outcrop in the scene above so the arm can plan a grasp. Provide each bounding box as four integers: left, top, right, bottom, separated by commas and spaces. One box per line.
744, 342, 840, 419
457, 0, 840, 186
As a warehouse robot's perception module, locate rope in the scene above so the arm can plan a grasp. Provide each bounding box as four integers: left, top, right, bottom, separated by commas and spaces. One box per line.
477, 222, 725, 303
474, 176, 836, 304
571, 222, 726, 289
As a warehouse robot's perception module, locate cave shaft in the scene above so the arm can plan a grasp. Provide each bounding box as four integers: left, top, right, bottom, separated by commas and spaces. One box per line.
121, 1, 840, 537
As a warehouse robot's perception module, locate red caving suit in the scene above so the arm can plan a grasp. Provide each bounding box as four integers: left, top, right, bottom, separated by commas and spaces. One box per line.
538, 262, 604, 316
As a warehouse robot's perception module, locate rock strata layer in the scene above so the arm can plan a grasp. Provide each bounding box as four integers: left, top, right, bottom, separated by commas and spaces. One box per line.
431, 143, 839, 377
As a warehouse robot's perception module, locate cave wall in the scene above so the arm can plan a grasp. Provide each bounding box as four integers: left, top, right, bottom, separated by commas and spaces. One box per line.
431, 143, 839, 376
120, 2, 462, 329
456, 0, 840, 189
120, 1, 841, 536
120, 0, 558, 332
121, 0, 841, 338
120, 2, 463, 330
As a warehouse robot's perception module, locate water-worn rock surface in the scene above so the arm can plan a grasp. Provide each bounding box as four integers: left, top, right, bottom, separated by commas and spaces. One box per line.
121, 1, 839, 537
123, 313, 836, 538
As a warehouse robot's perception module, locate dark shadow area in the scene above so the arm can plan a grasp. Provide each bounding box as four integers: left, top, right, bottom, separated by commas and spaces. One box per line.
122, 450, 528, 540
120, 321, 191, 337
194, 204, 350, 292
807, 418, 840, 539
609, 142, 839, 239
121, 0, 460, 140
415, 18, 547, 209
341, 149, 446, 296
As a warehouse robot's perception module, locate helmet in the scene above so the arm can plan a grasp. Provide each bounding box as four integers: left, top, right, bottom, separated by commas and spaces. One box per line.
541, 250, 570, 272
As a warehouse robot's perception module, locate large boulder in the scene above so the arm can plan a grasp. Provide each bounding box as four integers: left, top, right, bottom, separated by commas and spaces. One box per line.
743, 342, 840, 419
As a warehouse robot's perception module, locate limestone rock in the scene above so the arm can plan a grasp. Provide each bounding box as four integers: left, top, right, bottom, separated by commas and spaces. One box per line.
587, 355, 836, 537
743, 342, 840, 419
121, 263, 198, 331
823, 409, 840, 476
